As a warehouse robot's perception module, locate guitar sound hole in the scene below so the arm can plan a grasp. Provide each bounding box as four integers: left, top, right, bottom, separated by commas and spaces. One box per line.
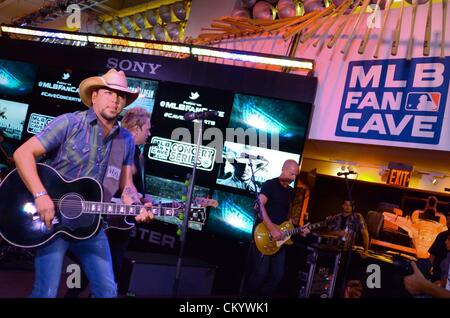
59, 194, 83, 219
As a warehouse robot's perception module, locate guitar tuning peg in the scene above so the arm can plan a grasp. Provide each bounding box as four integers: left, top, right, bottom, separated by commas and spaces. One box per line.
178, 212, 185, 220
181, 195, 187, 202
176, 228, 182, 236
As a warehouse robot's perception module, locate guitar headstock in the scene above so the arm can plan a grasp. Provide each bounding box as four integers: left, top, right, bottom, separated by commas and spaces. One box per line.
193, 197, 218, 208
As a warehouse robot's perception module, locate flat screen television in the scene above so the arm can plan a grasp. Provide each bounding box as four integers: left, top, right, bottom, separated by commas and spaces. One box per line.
0, 98, 29, 140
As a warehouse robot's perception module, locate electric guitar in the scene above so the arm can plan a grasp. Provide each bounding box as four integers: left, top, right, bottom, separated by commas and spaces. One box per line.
0, 163, 216, 248
254, 216, 337, 255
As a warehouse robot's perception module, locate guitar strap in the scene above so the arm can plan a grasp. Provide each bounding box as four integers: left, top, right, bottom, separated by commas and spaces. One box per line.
102, 128, 126, 203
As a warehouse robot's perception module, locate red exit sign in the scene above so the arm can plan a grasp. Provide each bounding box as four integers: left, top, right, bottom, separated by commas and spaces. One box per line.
387, 162, 413, 187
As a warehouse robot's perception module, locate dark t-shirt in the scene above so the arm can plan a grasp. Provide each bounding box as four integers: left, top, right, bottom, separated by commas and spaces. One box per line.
260, 177, 292, 225
133, 146, 146, 196
429, 230, 450, 280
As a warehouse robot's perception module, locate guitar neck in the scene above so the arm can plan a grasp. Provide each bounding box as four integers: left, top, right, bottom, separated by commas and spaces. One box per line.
285, 219, 329, 236
82, 201, 181, 218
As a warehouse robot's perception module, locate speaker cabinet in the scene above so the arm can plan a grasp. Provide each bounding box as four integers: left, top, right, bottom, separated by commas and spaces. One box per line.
119, 252, 216, 297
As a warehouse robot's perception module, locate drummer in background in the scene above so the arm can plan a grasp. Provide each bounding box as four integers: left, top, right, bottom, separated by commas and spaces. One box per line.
325, 200, 370, 254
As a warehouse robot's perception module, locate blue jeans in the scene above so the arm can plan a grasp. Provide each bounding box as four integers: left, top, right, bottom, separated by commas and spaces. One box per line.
243, 243, 286, 297
31, 228, 117, 298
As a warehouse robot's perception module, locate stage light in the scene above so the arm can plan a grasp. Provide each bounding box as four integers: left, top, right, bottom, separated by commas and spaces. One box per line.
94, 23, 106, 35
167, 22, 180, 41
121, 16, 134, 32
101, 21, 113, 35
1, 26, 314, 71
159, 5, 172, 23
191, 47, 314, 70
111, 19, 123, 34
1, 26, 88, 42
128, 29, 138, 38
145, 10, 159, 26
172, 1, 187, 20
153, 24, 166, 41
133, 13, 146, 29
140, 28, 152, 40
431, 175, 450, 185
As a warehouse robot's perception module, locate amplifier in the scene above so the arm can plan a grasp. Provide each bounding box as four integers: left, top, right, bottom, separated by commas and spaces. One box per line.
119, 252, 216, 297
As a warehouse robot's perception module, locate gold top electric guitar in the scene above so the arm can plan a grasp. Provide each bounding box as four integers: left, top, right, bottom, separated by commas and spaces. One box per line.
254, 217, 335, 255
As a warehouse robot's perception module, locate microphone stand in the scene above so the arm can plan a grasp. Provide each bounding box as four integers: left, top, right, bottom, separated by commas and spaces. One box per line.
339, 172, 359, 297
172, 119, 204, 297
239, 157, 264, 295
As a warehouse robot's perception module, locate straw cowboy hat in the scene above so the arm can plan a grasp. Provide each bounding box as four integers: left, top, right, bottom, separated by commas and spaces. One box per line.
78, 68, 140, 107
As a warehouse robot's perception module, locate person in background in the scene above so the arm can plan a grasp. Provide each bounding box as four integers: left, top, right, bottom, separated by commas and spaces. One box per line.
242, 160, 310, 297
325, 200, 370, 254
404, 261, 450, 298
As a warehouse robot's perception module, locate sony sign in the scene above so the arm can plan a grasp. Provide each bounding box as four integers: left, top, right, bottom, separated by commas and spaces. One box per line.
106, 58, 162, 75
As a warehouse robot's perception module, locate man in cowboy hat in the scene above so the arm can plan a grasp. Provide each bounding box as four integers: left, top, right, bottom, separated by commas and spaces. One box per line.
13, 69, 153, 298
220, 157, 268, 192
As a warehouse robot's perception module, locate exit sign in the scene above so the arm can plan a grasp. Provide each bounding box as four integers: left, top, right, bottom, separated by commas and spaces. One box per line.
387, 162, 413, 187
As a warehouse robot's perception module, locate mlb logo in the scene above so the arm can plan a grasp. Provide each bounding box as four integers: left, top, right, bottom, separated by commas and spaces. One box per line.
405, 92, 441, 112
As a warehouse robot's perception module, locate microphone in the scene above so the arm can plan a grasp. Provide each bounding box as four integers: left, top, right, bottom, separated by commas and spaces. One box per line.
239, 153, 265, 160
146, 142, 158, 147
184, 110, 219, 121
337, 171, 357, 176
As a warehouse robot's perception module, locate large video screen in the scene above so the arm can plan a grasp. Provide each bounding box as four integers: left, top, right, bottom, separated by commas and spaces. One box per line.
0, 55, 312, 243
228, 93, 310, 153
206, 189, 256, 242
22, 66, 95, 139
146, 81, 234, 187
120, 76, 159, 116
216, 141, 300, 192
0, 99, 29, 140
145, 175, 211, 231
0, 59, 37, 97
